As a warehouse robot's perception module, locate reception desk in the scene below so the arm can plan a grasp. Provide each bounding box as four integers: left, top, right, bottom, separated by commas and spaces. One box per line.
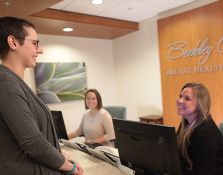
61, 144, 132, 175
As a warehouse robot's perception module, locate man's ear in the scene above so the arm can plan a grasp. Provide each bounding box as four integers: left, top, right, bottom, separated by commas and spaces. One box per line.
7, 35, 17, 50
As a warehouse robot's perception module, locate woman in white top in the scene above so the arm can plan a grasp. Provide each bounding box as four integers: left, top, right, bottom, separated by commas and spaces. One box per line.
68, 89, 115, 147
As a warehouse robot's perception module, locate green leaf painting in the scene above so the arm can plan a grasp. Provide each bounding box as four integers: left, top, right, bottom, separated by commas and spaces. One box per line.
34, 62, 87, 104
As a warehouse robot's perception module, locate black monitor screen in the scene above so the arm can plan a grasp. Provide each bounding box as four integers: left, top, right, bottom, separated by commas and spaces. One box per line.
51, 110, 68, 140
113, 119, 182, 175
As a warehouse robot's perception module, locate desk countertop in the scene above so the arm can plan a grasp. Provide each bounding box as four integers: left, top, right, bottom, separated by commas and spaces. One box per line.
61, 145, 132, 175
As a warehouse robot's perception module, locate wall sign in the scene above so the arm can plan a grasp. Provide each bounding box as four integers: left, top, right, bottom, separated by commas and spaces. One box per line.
166, 36, 223, 76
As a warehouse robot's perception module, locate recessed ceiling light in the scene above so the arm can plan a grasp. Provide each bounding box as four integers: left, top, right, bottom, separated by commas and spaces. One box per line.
3, 1, 11, 6
62, 27, 74, 32
91, 0, 104, 5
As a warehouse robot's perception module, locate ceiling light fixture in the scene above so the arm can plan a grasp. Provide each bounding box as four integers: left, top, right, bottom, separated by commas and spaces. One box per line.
62, 27, 74, 32
3, 0, 11, 15
91, 0, 104, 5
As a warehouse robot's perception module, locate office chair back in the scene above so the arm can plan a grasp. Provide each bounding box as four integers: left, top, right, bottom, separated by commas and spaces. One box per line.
51, 110, 68, 140
103, 106, 126, 120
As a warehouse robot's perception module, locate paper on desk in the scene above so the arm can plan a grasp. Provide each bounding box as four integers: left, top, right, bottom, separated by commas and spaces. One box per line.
94, 146, 134, 175
60, 139, 84, 151
60, 139, 133, 175
89, 147, 134, 175
95, 146, 117, 155
86, 147, 120, 167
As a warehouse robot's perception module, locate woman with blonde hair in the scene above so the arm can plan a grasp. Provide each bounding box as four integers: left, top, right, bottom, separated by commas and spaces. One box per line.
176, 82, 223, 175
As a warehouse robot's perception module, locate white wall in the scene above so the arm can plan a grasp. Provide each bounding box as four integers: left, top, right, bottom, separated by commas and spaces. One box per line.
108, 0, 218, 121
25, 35, 117, 132
112, 17, 163, 121
24, 17, 163, 132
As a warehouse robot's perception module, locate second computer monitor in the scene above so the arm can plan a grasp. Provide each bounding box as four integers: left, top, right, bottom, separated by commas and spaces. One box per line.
113, 119, 182, 175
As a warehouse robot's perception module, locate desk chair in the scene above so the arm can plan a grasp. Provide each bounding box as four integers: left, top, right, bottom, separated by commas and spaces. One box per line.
103, 106, 126, 120
219, 123, 223, 135
51, 110, 69, 140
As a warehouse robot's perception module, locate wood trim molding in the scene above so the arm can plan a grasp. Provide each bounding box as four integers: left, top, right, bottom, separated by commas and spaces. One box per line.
32, 8, 139, 30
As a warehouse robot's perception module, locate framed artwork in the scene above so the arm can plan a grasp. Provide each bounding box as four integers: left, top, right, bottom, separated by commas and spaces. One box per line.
34, 62, 87, 104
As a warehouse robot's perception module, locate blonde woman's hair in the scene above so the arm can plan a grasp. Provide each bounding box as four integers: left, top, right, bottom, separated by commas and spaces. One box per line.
177, 82, 211, 170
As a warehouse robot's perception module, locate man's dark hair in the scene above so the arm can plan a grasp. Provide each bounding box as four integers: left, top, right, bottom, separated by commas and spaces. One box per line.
0, 16, 35, 58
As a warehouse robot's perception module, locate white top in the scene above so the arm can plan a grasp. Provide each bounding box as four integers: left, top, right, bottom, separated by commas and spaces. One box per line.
74, 108, 115, 146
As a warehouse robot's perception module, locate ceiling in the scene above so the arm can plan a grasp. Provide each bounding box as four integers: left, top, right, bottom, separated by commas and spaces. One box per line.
0, 0, 216, 39
49, 0, 195, 22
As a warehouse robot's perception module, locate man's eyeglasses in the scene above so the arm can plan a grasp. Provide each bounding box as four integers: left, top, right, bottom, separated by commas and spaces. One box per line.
23, 38, 40, 49
16, 37, 40, 49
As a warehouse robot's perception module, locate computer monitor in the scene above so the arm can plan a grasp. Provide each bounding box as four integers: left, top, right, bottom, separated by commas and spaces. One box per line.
51, 110, 69, 140
113, 119, 182, 175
